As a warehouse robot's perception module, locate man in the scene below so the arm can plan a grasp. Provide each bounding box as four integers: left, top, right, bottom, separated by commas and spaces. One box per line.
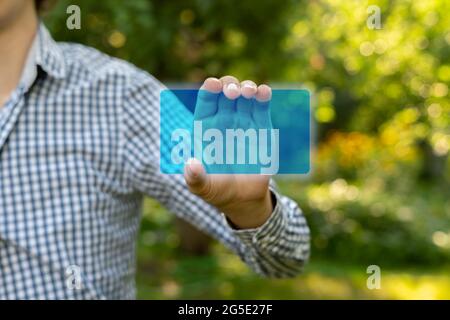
0, 0, 310, 299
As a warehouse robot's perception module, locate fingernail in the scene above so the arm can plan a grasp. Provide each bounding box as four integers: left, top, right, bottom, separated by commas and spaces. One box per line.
227, 83, 239, 92
243, 83, 256, 89
185, 158, 199, 178
186, 157, 200, 165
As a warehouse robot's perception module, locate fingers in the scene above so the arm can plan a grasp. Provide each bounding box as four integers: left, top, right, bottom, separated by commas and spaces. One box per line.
217, 76, 239, 116
217, 91, 236, 119
184, 158, 211, 197
220, 76, 241, 100
255, 84, 272, 103
253, 84, 272, 126
240, 80, 257, 99
235, 80, 256, 120
197, 76, 272, 122
202, 77, 223, 93
220, 77, 258, 100
195, 77, 222, 119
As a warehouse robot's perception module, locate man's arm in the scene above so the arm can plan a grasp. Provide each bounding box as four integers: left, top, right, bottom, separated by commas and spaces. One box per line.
120, 70, 310, 277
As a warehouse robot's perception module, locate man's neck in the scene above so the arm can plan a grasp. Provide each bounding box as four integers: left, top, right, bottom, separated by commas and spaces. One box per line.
0, 5, 38, 107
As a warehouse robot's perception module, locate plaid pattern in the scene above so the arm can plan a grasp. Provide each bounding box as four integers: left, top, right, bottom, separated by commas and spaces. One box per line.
0, 24, 310, 299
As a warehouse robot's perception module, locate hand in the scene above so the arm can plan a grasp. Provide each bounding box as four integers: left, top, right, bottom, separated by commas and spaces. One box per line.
183, 76, 274, 229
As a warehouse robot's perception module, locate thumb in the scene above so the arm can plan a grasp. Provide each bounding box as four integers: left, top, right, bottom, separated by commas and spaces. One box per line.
184, 158, 210, 197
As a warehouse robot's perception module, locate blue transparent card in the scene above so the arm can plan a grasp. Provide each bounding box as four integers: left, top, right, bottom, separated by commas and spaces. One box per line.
160, 89, 310, 174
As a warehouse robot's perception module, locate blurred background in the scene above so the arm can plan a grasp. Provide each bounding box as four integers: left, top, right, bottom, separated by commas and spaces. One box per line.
44, 0, 449, 299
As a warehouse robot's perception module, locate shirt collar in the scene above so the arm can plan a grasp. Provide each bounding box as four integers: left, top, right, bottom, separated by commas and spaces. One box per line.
35, 22, 67, 80
19, 23, 67, 92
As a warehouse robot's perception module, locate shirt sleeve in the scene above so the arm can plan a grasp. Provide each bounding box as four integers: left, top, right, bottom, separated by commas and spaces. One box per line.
119, 70, 310, 277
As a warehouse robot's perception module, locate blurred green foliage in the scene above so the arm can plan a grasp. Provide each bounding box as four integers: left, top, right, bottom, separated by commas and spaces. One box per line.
44, 0, 450, 298
135, 190, 450, 299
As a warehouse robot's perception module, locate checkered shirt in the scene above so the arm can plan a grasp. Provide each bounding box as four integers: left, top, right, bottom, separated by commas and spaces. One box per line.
0, 24, 310, 299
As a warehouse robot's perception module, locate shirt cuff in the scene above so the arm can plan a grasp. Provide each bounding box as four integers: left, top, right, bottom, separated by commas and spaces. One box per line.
223, 188, 287, 250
